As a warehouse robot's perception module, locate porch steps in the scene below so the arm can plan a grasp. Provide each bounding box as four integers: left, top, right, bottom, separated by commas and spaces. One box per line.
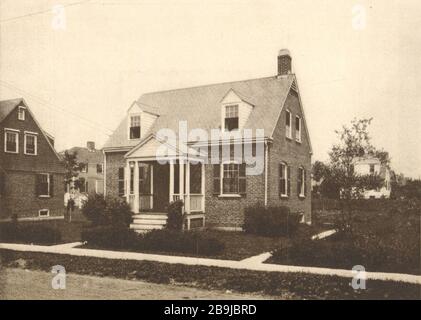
130, 213, 168, 233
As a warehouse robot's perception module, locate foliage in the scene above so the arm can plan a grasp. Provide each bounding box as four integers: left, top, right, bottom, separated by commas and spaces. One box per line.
391, 178, 421, 200
82, 194, 132, 226
62, 150, 81, 188
0, 221, 61, 245
81, 225, 139, 249
166, 200, 184, 231
243, 204, 301, 237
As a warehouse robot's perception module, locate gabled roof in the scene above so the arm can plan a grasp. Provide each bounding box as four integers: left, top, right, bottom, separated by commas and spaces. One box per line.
103, 75, 295, 149
0, 98, 23, 122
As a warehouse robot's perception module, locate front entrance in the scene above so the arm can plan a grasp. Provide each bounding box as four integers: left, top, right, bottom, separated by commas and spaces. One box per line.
152, 163, 169, 212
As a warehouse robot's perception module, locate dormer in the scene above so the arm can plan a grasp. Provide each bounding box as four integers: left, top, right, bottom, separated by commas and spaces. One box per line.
127, 102, 159, 141
220, 89, 253, 132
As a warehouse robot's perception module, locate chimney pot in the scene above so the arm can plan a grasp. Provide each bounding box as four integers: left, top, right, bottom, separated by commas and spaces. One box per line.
278, 49, 292, 76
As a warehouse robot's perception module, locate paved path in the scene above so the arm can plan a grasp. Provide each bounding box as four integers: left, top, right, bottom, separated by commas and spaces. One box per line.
1, 242, 420, 285
0, 268, 269, 300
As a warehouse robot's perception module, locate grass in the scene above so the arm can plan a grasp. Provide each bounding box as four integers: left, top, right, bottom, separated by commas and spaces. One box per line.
1, 249, 419, 299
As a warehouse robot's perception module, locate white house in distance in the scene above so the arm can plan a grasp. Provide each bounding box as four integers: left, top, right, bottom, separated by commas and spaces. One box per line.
353, 156, 391, 199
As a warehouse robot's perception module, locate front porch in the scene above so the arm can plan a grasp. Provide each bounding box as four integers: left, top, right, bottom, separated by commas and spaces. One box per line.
125, 159, 206, 231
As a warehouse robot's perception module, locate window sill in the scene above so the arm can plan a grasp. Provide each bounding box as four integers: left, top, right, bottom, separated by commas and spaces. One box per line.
38, 195, 51, 198
4, 150, 18, 154
24, 153, 37, 156
286, 136, 293, 141
280, 195, 289, 199
295, 139, 302, 144
218, 194, 242, 198
299, 194, 306, 199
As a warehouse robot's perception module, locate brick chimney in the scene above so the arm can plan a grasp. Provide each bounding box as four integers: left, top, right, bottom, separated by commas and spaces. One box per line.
277, 49, 292, 76
87, 141, 95, 151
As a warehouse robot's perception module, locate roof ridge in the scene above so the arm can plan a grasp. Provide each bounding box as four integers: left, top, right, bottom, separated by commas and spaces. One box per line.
138, 75, 282, 97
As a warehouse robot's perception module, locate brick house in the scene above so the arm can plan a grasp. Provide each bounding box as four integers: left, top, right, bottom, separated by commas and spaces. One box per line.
0, 98, 65, 221
61, 141, 104, 194
103, 49, 312, 231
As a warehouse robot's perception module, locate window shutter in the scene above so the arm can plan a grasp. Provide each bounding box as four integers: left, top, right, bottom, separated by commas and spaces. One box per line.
35, 174, 40, 196
287, 166, 291, 196
278, 164, 282, 198
304, 169, 307, 196
239, 163, 246, 195
50, 175, 54, 197
297, 168, 301, 196
213, 164, 220, 195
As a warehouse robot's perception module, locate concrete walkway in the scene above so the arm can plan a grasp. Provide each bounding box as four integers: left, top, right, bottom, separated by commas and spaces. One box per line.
1, 242, 420, 285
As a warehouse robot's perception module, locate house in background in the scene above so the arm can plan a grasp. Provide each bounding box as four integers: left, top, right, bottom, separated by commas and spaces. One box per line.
61, 141, 104, 194
0, 98, 65, 221
353, 156, 391, 199
103, 49, 312, 232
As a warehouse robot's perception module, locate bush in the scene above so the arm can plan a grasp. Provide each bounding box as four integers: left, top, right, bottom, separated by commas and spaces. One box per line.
139, 229, 224, 256
243, 205, 302, 236
0, 222, 61, 245
81, 225, 139, 249
166, 200, 184, 231
82, 194, 133, 226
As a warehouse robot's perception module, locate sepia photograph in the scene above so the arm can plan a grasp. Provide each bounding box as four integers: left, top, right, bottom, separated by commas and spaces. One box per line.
0, 0, 420, 306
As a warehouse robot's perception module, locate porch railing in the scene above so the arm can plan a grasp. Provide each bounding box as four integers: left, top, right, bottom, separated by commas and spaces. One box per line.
172, 193, 204, 213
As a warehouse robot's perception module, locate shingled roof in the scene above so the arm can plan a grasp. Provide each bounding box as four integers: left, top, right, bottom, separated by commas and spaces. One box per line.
103, 75, 295, 149
0, 98, 23, 122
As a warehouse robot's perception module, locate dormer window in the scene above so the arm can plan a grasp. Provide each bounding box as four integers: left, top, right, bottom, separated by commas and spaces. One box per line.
18, 106, 25, 121
129, 115, 141, 139
224, 105, 239, 131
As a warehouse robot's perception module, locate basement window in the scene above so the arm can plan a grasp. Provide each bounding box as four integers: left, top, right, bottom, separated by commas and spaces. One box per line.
38, 209, 50, 217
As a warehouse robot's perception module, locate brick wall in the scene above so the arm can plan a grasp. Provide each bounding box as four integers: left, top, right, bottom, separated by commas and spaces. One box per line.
1, 171, 65, 219
267, 89, 312, 223
105, 151, 126, 197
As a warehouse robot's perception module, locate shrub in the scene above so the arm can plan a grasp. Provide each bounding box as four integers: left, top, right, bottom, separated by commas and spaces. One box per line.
82, 194, 133, 226
243, 205, 302, 236
0, 221, 61, 244
166, 200, 184, 231
139, 229, 224, 256
81, 225, 139, 249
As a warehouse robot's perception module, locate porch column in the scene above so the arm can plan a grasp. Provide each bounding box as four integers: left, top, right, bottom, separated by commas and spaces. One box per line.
150, 164, 154, 209
133, 161, 139, 213
185, 160, 190, 214
125, 161, 130, 204
169, 160, 174, 202
201, 161, 205, 212
179, 160, 184, 210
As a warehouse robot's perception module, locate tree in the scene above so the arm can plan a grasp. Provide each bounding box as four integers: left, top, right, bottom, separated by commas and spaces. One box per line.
328, 118, 387, 234
62, 150, 81, 190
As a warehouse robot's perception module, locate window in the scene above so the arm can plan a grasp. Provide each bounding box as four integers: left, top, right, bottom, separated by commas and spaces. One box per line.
285, 110, 292, 139
129, 115, 141, 139
297, 167, 306, 197
224, 105, 239, 131
96, 164, 103, 174
24, 133, 37, 155
4, 130, 19, 153
38, 209, 49, 217
80, 163, 88, 173
18, 107, 25, 120
279, 162, 290, 197
118, 167, 125, 196
221, 162, 246, 195
370, 164, 375, 174
36, 174, 52, 197
295, 116, 302, 142
79, 177, 86, 192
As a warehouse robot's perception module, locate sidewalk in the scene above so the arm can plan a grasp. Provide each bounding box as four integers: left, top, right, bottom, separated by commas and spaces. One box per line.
1, 242, 420, 285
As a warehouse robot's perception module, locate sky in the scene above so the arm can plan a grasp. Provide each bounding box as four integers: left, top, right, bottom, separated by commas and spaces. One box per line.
0, 0, 420, 178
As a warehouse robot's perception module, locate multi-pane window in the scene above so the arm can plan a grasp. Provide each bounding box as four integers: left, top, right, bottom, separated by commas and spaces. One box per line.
285, 110, 292, 139
36, 173, 51, 197
24, 134, 37, 155
18, 107, 25, 120
5, 131, 18, 153
96, 164, 103, 174
221, 162, 246, 195
298, 167, 306, 197
279, 162, 290, 197
129, 115, 141, 139
224, 105, 239, 131
118, 167, 125, 196
295, 116, 301, 142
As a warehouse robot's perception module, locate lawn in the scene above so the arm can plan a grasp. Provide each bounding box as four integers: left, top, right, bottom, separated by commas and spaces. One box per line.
269, 200, 421, 275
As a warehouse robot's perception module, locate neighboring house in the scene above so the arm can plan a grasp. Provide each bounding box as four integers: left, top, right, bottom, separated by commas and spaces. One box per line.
353, 156, 391, 199
0, 98, 65, 221
103, 49, 312, 231
61, 141, 104, 194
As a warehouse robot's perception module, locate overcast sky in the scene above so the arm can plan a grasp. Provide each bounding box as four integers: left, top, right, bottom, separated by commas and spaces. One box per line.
0, 0, 420, 178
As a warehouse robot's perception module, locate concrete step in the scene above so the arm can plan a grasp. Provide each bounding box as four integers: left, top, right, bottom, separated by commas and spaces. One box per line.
132, 214, 168, 220
130, 224, 164, 230
133, 219, 167, 225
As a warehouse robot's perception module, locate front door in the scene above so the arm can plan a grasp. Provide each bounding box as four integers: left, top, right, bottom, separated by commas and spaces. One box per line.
153, 163, 169, 212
